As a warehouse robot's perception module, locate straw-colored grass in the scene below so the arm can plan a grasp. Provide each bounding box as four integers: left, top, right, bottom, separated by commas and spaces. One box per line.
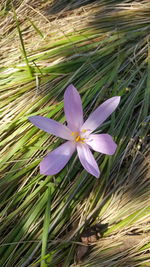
0, 1, 150, 266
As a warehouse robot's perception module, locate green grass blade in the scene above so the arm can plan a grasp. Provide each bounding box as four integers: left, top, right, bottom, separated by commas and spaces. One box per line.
41, 186, 51, 267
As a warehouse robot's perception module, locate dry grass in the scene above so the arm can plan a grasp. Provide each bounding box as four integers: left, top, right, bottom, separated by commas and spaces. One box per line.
0, 1, 150, 266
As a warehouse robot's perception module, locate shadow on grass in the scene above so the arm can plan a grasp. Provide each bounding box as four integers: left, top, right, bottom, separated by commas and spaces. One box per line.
80, 232, 149, 267
43, 0, 98, 16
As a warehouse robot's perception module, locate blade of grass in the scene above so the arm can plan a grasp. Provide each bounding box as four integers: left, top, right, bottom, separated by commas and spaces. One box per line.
12, 4, 33, 77
41, 186, 51, 267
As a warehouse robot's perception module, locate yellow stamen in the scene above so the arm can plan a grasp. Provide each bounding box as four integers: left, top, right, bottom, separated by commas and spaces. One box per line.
82, 129, 87, 133
72, 131, 79, 135
75, 136, 85, 143
75, 136, 81, 142
71, 131, 85, 143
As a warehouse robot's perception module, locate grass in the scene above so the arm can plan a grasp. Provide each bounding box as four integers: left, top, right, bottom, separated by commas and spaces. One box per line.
0, 0, 150, 266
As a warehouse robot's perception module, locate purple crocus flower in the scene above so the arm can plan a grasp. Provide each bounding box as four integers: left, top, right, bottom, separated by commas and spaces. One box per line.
29, 85, 120, 178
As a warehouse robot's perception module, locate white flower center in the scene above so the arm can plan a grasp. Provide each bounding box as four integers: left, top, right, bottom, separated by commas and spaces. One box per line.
71, 129, 87, 144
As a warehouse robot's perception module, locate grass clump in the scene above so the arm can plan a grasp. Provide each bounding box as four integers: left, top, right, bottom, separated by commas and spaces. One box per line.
0, 1, 150, 266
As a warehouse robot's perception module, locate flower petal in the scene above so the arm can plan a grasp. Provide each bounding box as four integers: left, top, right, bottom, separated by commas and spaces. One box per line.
81, 96, 120, 133
28, 116, 72, 140
64, 84, 83, 131
40, 141, 76, 175
86, 134, 117, 155
77, 143, 100, 178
